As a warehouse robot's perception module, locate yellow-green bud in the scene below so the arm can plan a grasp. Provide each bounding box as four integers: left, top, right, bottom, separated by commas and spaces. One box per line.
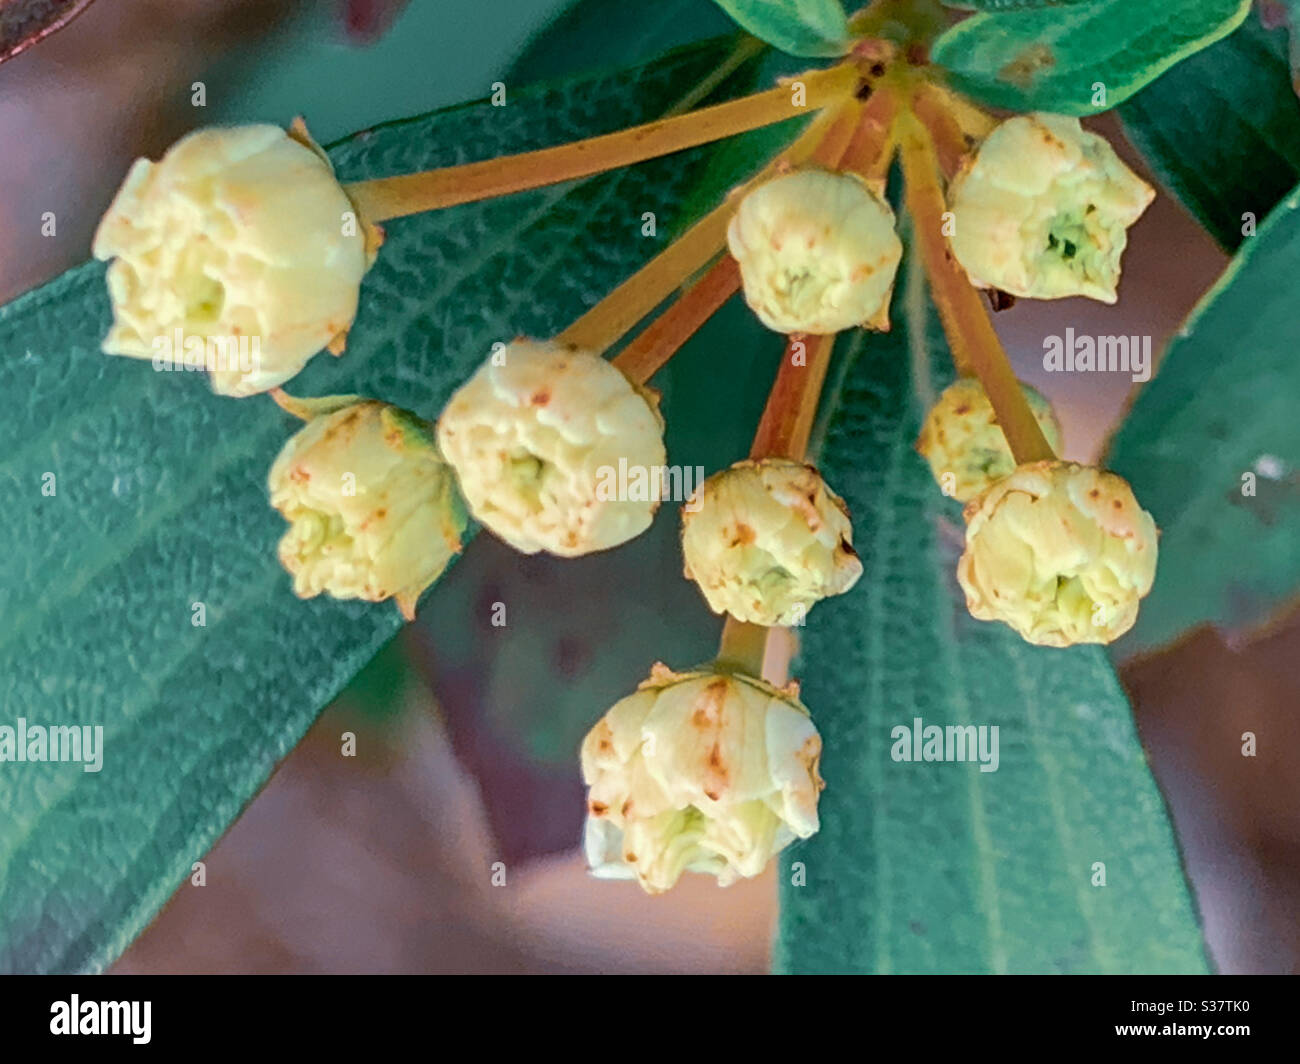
437, 339, 666, 557
268, 394, 466, 620
948, 113, 1154, 303
916, 377, 1063, 503
580, 663, 824, 894
957, 461, 1157, 646
93, 123, 372, 397
681, 458, 862, 625
727, 169, 903, 334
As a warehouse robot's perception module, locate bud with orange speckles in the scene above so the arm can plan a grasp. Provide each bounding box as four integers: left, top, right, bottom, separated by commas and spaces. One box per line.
580, 662, 824, 894
268, 393, 466, 620
917, 377, 1062, 503
727, 168, 902, 334
94, 123, 374, 397
682, 458, 862, 625
957, 460, 1158, 646
437, 339, 666, 557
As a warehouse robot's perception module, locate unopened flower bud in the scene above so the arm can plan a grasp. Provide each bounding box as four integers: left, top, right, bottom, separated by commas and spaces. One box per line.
681, 458, 861, 625
727, 169, 902, 334
93, 122, 374, 397
581, 663, 824, 894
437, 339, 667, 557
268, 394, 466, 620
948, 113, 1154, 303
916, 377, 1063, 503
957, 461, 1157, 646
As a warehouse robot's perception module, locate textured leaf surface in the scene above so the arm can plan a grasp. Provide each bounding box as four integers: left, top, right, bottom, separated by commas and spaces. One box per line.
1119, 13, 1300, 252
775, 252, 1207, 974
1106, 185, 1300, 656
711, 0, 850, 56
0, 35, 751, 973
944, 1, 1101, 8
931, 0, 1250, 115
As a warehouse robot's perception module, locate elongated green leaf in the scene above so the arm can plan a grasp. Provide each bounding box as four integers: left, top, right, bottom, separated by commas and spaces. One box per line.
1106, 184, 1300, 656
0, 35, 755, 974
932, 0, 1250, 115
1119, 13, 1300, 252
775, 251, 1207, 974
712, 0, 850, 57
945, 1, 1102, 9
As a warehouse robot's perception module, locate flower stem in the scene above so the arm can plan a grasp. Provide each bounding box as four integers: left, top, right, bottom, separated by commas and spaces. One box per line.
909, 83, 989, 178
920, 81, 995, 143
345, 63, 860, 223
558, 96, 860, 356
611, 255, 740, 384
716, 615, 771, 676
805, 97, 866, 167
557, 200, 734, 353
748, 333, 836, 462
665, 35, 768, 117
837, 81, 900, 181
896, 109, 1055, 465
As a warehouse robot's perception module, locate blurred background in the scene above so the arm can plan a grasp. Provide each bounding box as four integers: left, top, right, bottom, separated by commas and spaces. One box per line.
3, 0, 1297, 973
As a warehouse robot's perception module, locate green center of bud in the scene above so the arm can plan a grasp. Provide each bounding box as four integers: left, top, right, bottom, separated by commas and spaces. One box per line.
1045, 204, 1108, 282
507, 450, 551, 510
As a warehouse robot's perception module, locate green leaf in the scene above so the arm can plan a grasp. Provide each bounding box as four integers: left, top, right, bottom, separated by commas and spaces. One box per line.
0, 34, 756, 974
775, 250, 1207, 974
1118, 13, 1300, 252
931, 0, 1251, 116
1106, 184, 1300, 656
944, 1, 1103, 9
711, 0, 851, 57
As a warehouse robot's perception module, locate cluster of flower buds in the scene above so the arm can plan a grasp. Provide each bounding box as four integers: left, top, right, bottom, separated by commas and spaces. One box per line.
902, 109, 1161, 649
88, 65, 1168, 896
917, 376, 1157, 646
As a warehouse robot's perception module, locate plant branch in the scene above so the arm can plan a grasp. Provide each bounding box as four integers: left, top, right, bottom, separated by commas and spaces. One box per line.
665, 35, 768, 117
838, 81, 900, 181
919, 81, 995, 142
557, 202, 734, 353
749, 333, 836, 462
909, 83, 991, 179
897, 110, 1055, 464
611, 256, 740, 384
806, 98, 865, 167
909, 86, 970, 179
345, 63, 860, 223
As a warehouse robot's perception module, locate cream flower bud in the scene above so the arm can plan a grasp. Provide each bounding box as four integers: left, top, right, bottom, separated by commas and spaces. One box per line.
93, 122, 373, 397
580, 663, 824, 894
681, 458, 861, 625
916, 377, 1063, 503
727, 169, 903, 334
948, 113, 1153, 303
436, 339, 667, 557
957, 461, 1157, 646
268, 394, 466, 620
